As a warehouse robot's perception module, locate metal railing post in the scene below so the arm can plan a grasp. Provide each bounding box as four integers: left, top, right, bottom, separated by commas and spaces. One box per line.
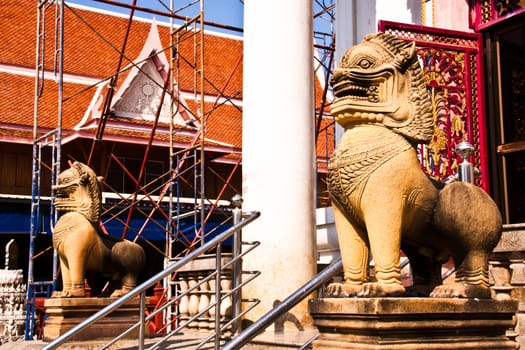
139, 291, 146, 350
231, 194, 243, 334
456, 141, 475, 183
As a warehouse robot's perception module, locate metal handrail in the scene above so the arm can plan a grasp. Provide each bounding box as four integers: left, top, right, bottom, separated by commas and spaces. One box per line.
222, 258, 343, 350
41, 210, 261, 350
127, 243, 261, 350
98, 261, 260, 350
299, 333, 320, 350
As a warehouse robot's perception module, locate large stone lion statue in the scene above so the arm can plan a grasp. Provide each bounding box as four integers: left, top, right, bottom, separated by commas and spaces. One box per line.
51, 161, 146, 297
326, 32, 502, 299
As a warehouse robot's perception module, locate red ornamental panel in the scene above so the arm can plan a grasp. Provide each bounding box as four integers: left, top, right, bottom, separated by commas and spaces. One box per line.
378, 21, 489, 191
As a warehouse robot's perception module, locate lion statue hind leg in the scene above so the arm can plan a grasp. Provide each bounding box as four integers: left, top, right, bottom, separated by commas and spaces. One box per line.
402, 244, 443, 297
109, 240, 146, 297
430, 182, 503, 299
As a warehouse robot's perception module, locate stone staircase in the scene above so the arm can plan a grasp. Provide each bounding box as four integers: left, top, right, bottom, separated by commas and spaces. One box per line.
0, 329, 318, 349
491, 223, 525, 349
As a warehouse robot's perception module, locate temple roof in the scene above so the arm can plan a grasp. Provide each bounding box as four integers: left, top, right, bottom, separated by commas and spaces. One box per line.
0, 1, 332, 166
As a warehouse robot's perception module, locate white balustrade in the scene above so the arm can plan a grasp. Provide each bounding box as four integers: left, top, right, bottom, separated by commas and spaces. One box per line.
175, 255, 233, 332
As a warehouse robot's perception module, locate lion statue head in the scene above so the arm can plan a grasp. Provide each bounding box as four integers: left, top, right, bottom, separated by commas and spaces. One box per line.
330, 32, 433, 144
52, 161, 104, 226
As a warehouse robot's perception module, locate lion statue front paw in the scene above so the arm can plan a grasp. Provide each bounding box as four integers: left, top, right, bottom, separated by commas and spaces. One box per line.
325, 282, 362, 297
430, 283, 491, 299
357, 282, 406, 297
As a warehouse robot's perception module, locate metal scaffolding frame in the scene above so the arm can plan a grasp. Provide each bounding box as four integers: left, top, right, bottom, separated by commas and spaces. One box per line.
26, 0, 336, 340
26, 0, 64, 339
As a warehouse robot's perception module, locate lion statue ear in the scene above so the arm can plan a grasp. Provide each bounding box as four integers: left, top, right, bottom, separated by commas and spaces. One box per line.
70, 162, 88, 184
97, 176, 104, 183
393, 41, 417, 72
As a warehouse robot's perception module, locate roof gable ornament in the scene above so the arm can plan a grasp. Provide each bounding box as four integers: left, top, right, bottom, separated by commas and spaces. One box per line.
96, 19, 194, 126
111, 56, 184, 123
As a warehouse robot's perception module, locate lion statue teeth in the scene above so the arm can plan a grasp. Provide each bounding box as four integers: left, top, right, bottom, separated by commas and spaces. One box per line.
52, 161, 146, 298
326, 32, 502, 299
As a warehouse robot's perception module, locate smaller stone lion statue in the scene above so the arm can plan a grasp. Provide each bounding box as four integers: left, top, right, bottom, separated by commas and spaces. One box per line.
326, 32, 502, 299
52, 161, 146, 297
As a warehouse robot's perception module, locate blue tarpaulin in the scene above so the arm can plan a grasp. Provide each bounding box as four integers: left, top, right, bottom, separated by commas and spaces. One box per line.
101, 213, 232, 242
0, 211, 51, 234
0, 209, 231, 243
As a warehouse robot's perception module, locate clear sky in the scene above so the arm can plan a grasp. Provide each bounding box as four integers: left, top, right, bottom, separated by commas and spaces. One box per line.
68, 0, 245, 35
67, 1, 333, 39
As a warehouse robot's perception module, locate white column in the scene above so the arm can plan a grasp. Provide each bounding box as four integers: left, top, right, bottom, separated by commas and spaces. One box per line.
242, 0, 316, 329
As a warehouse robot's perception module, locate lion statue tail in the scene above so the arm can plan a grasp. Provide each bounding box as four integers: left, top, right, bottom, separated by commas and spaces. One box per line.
111, 240, 146, 274
433, 181, 502, 290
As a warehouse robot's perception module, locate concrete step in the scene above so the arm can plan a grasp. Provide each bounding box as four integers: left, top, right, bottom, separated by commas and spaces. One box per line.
0, 330, 318, 349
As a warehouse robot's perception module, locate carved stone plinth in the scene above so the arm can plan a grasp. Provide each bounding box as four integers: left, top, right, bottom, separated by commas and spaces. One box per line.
309, 298, 519, 349
43, 297, 145, 341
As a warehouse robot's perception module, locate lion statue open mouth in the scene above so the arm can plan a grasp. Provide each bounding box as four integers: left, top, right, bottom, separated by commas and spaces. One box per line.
52, 161, 146, 298
326, 32, 502, 299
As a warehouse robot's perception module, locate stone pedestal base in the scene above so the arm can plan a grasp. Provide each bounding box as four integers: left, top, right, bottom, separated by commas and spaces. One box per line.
309, 297, 519, 350
43, 297, 144, 341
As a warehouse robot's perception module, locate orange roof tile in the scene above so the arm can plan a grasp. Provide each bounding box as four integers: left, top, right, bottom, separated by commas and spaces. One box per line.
0, 0, 332, 165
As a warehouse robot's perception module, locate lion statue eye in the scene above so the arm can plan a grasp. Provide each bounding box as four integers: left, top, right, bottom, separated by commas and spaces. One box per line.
357, 58, 373, 69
